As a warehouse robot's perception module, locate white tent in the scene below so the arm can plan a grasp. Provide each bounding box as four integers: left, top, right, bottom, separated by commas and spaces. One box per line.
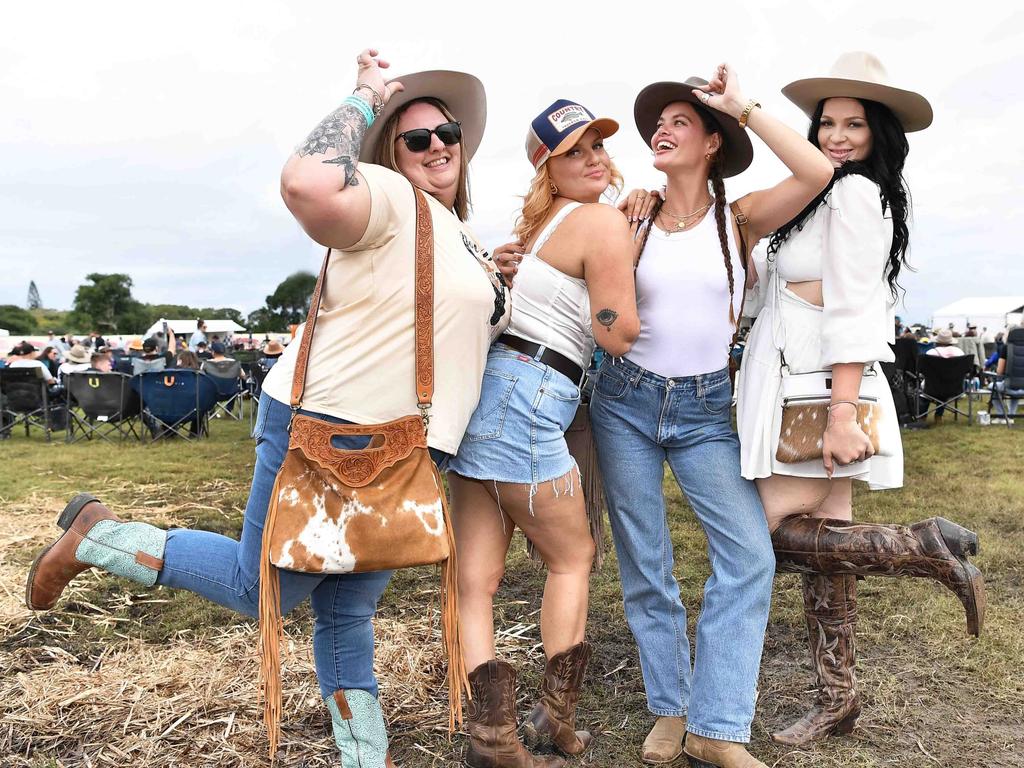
144, 318, 245, 339
0, 328, 9, 337
931, 297, 1024, 334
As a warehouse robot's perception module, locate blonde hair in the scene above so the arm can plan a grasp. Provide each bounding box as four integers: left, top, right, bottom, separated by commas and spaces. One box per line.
513, 160, 624, 245
372, 97, 472, 221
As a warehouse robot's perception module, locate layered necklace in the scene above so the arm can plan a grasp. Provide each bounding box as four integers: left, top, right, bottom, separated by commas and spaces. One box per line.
658, 198, 713, 230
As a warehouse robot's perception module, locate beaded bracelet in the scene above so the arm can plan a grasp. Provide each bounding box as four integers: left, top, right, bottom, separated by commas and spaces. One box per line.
343, 95, 375, 127
353, 83, 385, 118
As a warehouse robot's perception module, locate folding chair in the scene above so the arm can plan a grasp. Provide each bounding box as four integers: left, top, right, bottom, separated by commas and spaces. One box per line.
916, 354, 975, 423
886, 337, 922, 426
132, 369, 219, 442
983, 327, 1024, 427
65, 372, 141, 444
0, 367, 51, 441
201, 359, 245, 420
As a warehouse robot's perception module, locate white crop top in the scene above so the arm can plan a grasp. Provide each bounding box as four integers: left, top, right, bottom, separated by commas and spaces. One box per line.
757, 175, 896, 366
629, 204, 744, 378
504, 203, 594, 369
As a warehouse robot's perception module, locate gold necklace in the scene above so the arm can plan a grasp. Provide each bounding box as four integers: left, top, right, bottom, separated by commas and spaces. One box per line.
659, 199, 713, 229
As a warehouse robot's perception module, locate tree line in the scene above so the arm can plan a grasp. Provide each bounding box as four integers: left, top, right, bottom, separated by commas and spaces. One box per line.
0, 272, 316, 336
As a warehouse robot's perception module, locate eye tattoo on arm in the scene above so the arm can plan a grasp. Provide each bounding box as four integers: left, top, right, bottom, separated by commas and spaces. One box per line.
296, 102, 368, 188
596, 308, 619, 331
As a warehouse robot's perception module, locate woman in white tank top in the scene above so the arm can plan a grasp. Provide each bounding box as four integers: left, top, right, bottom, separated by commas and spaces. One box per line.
447, 100, 639, 767
590, 65, 834, 768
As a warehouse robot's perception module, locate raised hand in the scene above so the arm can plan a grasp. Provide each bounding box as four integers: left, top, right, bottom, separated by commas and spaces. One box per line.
691, 62, 746, 120
354, 48, 404, 106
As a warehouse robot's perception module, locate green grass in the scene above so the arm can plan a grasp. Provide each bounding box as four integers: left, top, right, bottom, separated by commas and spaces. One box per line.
1, 416, 1022, 767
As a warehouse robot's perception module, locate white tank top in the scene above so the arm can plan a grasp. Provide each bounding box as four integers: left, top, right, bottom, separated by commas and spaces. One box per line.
505, 203, 594, 368
628, 205, 743, 378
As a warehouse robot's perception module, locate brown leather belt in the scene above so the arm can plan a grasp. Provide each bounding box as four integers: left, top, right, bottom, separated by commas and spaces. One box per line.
497, 333, 585, 386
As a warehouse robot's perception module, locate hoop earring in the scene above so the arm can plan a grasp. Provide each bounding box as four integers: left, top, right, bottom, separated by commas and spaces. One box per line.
549, 182, 559, 196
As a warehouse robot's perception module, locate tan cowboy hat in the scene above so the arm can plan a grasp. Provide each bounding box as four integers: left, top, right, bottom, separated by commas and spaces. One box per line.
66, 344, 91, 364
262, 340, 285, 356
128, 337, 144, 352
360, 70, 487, 163
634, 78, 754, 178
782, 51, 933, 132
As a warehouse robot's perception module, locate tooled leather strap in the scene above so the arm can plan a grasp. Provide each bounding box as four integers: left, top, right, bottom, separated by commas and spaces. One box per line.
290, 183, 435, 409
728, 200, 750, 343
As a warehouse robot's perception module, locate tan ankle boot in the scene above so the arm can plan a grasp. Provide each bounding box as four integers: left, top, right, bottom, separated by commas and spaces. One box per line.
683, 733, 766, 768
772, 574, 861, 746
465, 660, 565, 768
641, 716, 686, 764
772, 515, 985, 636
523, 641, 593, 755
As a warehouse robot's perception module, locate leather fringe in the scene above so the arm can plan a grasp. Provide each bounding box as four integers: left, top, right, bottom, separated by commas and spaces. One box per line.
259, 473, 284, 760
434, 462, 469, 729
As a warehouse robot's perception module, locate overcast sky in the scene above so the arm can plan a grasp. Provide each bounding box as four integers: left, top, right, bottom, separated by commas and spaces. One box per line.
2, 1, 1021, 327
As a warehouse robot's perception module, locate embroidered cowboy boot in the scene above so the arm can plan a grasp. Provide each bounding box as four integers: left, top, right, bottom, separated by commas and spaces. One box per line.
26, 494, 165, 610
465, 660, 565, 768
683, 733, 767, 768
772, 574, 860, 746
771, 516, 985, 636
523, 641, 593, 756
325, 689, 392, 768
640, 716, 687, 764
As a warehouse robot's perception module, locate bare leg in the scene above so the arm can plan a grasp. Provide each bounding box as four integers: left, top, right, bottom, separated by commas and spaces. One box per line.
493, 470, 595, 657
449, 473, 515, 673
756, 474, 851, 532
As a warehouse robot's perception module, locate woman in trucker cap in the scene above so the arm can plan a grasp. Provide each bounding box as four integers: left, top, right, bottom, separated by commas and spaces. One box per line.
447, 99, 639, 767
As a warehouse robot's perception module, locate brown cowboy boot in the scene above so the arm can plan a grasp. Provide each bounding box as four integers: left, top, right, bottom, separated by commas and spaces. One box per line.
26, 494, 165, 610
683, 733, 767, 768
772, 574, 861, 746
641, 716, 686, 764
523, 641, 593, 756
772, 516, 985, 636
465, 660, 565, 768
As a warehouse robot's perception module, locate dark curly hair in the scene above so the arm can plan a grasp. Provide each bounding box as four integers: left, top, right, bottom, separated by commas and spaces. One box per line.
767, 98, 912, 298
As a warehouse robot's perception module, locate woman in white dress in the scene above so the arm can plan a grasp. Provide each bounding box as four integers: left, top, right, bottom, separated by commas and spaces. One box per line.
735, 52, 986, 746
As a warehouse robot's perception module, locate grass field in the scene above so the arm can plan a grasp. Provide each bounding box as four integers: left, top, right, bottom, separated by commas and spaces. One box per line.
1, 413, 1022, 767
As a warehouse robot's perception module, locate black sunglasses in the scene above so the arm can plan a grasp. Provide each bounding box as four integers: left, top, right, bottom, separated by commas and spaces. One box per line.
396, 121, 462, 152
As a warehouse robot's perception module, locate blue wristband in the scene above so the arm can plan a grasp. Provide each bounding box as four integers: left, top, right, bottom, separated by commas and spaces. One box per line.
343, 95, 374, 127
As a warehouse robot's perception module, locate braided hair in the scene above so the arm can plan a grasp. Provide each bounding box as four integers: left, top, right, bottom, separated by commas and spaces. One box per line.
637, 102, 736, 325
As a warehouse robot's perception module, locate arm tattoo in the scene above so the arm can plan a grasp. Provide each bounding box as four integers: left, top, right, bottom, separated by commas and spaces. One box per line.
596, 308, 619, 331
296, 102, 368, 188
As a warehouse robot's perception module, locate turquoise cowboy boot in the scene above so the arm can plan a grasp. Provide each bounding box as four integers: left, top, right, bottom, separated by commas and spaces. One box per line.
26, 493, 166, 610
326, 689, 395, 767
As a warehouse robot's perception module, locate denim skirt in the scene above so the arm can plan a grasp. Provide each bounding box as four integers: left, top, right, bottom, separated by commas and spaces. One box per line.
448, 343, 581, 485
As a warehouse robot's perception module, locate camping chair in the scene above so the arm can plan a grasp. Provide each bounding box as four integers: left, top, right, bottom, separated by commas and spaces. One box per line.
915, 354, 976, 424
201, 359, 245, 420
983, 327, 1024, 427
0, 367, 51, 441
883, 338, 921, 426
65, 372, 141, 444
246, 361, 273, 434
132, 369, 219, 442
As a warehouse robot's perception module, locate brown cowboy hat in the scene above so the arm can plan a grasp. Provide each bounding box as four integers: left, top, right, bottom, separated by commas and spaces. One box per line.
360, 70, 487, 163
782, 51, 933, 132
634, 77, 754, 178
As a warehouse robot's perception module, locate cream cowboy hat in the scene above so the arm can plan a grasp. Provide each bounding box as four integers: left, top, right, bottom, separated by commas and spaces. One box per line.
360, 70, 487, 162
782, 51, 933, 132
66, 344, 91, 364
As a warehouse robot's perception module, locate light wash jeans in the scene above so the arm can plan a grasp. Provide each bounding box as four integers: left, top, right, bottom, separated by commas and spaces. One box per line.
156, 394, 449, 699
589, 357, 774, 742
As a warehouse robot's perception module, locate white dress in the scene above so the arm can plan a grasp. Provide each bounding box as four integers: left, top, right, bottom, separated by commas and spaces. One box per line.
736, 175, 904, 490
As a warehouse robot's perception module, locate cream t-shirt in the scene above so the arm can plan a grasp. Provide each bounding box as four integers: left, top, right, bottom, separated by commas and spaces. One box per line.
262, 164, 510, 454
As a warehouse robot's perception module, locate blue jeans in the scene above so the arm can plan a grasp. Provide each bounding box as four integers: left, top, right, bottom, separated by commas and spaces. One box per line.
589, 357, 775, 742
157, 394, 449, 699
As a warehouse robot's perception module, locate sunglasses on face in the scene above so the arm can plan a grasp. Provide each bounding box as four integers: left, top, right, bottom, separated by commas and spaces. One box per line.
396, 121, 462, 152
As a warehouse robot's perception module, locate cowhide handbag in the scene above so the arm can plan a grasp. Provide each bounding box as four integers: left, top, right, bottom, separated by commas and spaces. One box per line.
773, 364, 892, 463
258, 186, 466, 757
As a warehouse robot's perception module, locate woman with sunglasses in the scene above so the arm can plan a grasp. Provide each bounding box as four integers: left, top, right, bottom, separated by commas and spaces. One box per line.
595, 65, 834, 768
26, 49, 509, 767
448, 100, 639, 768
